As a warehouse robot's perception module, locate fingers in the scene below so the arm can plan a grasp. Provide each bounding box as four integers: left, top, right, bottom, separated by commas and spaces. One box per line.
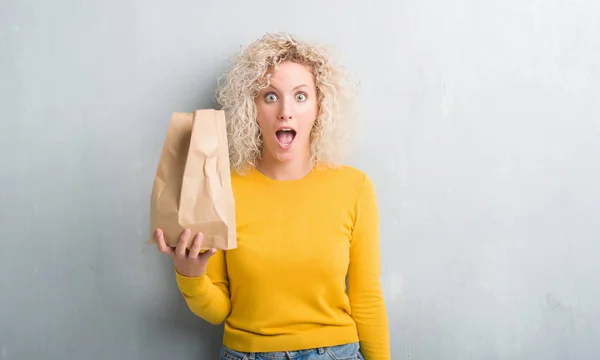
200, 248, 217, 261
155, 229, 174, 256
175, 229, 191, 258
157, 229, 216, 263
188, 232, 204, 259
188, 233, 217, 261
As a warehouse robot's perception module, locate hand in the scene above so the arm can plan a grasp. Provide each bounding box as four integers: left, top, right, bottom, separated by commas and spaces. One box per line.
155, 228, 217, 277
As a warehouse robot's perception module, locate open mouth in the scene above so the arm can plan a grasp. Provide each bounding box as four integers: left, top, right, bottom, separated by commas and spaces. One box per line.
275, 128, 296, 148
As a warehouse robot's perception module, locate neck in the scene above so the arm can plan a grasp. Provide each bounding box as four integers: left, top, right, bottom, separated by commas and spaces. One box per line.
256, 155, 314, 181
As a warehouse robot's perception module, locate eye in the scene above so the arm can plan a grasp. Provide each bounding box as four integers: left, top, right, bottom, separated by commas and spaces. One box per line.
295, 92, 307, 102
265, 93, 277, 102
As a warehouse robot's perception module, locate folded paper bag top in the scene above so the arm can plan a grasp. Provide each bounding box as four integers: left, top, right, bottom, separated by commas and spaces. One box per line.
147, 109, 237, 250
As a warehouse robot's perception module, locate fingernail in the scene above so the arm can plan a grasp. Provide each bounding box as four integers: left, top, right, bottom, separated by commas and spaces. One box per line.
211, 249, 216, 254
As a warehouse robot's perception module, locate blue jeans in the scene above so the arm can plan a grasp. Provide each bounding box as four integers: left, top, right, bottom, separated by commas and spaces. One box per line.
220, 342, 364, 360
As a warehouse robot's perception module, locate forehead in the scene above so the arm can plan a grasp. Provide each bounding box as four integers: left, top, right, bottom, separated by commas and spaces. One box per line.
265, 61, 315, 87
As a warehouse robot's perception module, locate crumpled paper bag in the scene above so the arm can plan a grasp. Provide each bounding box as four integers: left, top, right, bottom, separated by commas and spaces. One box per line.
147, 109, 237, 250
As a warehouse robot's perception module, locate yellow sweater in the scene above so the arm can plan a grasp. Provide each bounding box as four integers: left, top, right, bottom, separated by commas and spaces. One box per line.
175, 165, 390, 359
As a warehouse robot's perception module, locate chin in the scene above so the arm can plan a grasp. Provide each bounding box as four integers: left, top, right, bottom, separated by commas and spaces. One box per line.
275, 153, 296, 163
269, 148, 295, 162
264, 145, 298, 164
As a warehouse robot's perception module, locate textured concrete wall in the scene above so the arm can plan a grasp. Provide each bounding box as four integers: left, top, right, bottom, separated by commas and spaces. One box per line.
1, 0, 599, 359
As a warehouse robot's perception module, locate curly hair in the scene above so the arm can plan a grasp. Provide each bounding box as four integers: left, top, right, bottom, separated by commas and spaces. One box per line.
216, 32, 359, 174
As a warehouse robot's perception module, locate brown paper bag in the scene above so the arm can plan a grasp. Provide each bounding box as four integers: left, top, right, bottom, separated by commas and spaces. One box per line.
147, 109, 237, 250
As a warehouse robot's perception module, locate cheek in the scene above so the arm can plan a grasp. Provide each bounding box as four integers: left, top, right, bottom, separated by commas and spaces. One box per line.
257, 103, 276, 120
299, 103, 318, 131
255, 104, 269, 129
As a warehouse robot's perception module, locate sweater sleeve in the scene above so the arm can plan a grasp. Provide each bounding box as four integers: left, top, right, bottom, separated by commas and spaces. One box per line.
348, 174, 391, 360
174, 249, 231, 325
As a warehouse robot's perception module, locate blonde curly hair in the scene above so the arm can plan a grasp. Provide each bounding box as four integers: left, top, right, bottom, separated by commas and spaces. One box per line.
216, 32, 359, 174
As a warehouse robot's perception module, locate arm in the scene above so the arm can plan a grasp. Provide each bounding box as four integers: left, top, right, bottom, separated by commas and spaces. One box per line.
348, 174, 391, 360
175, 249, 231, 325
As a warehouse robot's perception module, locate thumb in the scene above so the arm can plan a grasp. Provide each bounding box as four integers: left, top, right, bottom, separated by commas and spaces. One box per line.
200, 248, 217, 261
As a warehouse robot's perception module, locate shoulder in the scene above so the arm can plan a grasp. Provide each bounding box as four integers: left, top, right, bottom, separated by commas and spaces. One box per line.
317, 164, 372, 185
228, 168, 257, 194
229, 166, 260, 181
314, 164, 377, 201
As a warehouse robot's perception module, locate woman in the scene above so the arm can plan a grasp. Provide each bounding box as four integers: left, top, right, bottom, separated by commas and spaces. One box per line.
155, 32, 390, 360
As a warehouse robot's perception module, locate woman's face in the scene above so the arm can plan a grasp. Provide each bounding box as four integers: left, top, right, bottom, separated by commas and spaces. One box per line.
255, 61, 318, 165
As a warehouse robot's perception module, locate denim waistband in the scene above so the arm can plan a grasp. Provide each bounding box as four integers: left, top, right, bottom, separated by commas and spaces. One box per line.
220, 342, 362, 360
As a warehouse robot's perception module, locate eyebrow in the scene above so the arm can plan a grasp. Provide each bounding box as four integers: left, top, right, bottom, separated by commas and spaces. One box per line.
266, 84, 309, 92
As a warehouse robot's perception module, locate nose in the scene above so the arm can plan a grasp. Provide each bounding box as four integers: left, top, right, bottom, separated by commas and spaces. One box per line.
278, 98, 294, 121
